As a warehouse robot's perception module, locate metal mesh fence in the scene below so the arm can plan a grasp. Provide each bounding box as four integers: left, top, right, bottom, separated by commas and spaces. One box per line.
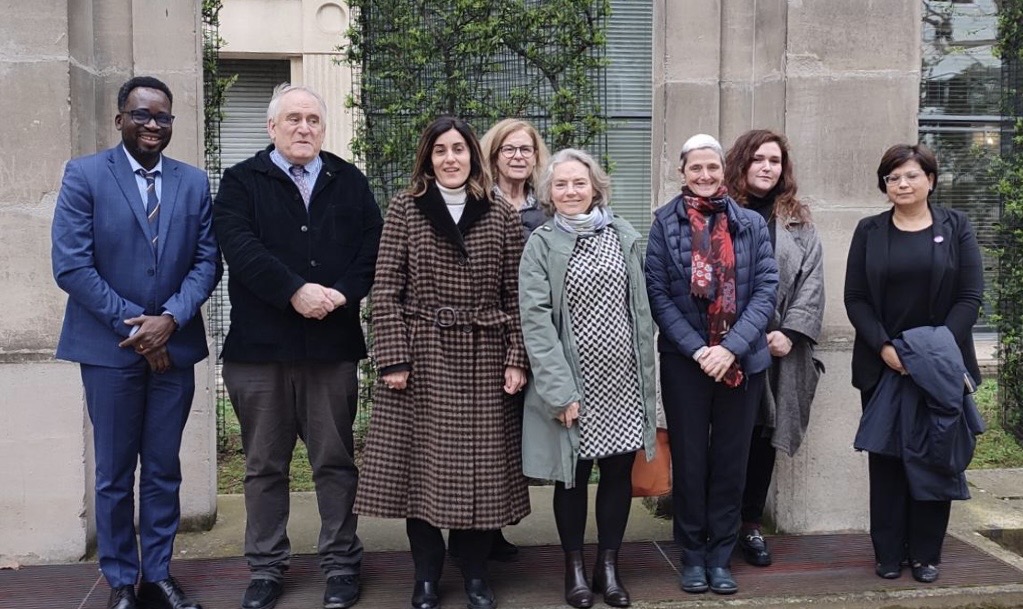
999, 48, 1023, 438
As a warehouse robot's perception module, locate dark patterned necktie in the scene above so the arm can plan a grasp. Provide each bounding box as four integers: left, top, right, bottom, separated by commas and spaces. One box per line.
289, 164, 311, 207
136, 169, 160, 252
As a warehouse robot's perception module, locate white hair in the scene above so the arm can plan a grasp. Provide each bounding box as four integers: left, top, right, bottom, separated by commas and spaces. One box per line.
679, 133, 724, 168
266, 83, 327, 122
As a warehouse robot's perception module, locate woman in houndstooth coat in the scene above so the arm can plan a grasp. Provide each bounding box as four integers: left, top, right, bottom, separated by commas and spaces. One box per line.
354, 116, 530, 609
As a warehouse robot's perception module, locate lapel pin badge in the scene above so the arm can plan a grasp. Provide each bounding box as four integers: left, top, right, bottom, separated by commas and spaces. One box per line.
934, 235, 944, 244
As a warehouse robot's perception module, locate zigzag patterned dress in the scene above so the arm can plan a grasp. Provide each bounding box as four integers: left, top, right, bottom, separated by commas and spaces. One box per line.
564, 227, 645, 459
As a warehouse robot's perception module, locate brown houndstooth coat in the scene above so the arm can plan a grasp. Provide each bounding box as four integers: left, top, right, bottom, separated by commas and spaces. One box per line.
354, 183, 531, 529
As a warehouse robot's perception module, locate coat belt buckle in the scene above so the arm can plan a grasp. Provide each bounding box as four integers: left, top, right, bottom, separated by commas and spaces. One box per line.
435, 306, 457, 328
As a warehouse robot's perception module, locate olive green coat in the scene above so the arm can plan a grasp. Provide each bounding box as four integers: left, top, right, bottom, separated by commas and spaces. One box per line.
518, 216, 658, 487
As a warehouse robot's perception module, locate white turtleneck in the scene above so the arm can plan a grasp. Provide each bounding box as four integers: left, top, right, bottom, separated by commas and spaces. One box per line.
437, 183, 467, 223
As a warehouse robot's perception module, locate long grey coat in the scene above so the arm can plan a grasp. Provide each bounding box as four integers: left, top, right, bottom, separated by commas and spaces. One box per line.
354, 185, 531, 529
761, 219, 825, 456
518, 216, 658, 487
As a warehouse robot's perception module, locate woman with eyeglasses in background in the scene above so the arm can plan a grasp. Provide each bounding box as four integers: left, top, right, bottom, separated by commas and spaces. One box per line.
481, 118, 552, 240
845, 143, 984, 584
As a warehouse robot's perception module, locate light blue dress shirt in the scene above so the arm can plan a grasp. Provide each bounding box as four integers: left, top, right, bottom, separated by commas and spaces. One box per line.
122, 145, 163, 210
270, 148, 323, 198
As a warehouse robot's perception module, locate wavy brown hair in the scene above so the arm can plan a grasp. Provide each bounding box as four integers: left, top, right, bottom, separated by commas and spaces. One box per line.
725, 129, 811, 225
409, 116, 490, 200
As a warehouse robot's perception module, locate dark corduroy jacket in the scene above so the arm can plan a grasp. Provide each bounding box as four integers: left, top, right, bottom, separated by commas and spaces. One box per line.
213, 146, 383, 362
645, 193, 778, 375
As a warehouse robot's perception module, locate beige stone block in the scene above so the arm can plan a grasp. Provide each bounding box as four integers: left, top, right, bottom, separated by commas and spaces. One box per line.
769, 348, 870, 533
221, 0, 304, 55
0, 0, 70, 56
787, 0, 920, 74
660, 0, 721, 82
0, 362, 88, 563
784, 75, 919, 204
179, 356, 218, 530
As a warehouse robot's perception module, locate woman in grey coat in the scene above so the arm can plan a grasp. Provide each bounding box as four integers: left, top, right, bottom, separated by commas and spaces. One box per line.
519, 149, 658, 608
724, 129, 825, 567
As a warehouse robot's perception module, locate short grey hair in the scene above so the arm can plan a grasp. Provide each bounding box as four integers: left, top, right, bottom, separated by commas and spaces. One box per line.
266, 83, 328, 122
538, 148, 612, 216
679, 133, 724, 169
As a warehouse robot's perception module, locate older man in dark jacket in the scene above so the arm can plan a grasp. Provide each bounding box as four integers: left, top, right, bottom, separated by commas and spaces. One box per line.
213, 83, 382, 609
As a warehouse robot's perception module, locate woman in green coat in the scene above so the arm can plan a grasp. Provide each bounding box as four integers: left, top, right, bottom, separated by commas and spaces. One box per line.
519, 148, 658, 609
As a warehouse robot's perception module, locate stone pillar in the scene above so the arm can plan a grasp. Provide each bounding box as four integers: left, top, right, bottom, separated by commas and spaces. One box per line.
652, 0, 922, 532
0, 0, 215, 564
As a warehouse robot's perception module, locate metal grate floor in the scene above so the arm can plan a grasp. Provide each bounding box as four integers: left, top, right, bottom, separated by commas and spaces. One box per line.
2, 534, 1020, 609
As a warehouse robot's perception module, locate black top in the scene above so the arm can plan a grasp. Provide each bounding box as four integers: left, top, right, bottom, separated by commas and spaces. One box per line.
747, 193, 777, 247
882, 221, 934, 338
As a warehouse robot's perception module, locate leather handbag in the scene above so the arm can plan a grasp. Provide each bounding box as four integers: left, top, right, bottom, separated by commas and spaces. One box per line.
632, 428, 671, 497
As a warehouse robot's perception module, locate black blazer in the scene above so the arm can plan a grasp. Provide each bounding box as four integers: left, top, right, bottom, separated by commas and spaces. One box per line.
213, 146, 383, 362
844, 204, 983, 391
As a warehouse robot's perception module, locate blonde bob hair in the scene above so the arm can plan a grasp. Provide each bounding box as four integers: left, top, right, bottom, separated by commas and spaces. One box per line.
537, 148, 612, 216
479, 118, 550, 191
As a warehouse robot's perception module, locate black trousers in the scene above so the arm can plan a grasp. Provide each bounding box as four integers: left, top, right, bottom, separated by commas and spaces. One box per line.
741, 425, 776, 525
859, 388, 951, 566
406, 519, 494, 581
553, 451, 636, 552
661, 352, 764, 568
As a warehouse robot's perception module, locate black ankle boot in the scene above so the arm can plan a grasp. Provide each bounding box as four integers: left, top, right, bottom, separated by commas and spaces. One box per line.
564, 551, 594, 608
591, 549, 630, 607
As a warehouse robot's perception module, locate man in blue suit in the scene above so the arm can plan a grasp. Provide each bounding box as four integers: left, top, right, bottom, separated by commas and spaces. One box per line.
51, 76, 219, 609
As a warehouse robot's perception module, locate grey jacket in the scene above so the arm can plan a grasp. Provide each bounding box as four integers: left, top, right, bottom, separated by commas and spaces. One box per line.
518, 216, 658, 486
761, 220, 826, 456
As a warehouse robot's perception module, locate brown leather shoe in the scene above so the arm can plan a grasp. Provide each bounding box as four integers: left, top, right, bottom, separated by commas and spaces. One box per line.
591, 549, 630, 607
564, 551, 594, 608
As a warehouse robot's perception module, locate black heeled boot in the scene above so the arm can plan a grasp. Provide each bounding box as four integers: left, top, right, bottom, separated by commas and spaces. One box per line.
591, 549, 630, 607
564, 551, 594, 608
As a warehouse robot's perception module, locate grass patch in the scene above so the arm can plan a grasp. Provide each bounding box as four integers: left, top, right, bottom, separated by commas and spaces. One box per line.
971, 381, 1023, 469
217, 404, 315, 494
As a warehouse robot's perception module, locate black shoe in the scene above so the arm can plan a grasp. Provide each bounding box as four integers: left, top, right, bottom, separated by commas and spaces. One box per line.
489, 531, 519, 562
464, 578, 496, 609
411, 580, 440, 609
680, 565, 708, 593
137, 577, 202, 609
911, 563, 939, 583
875, 562, 902, 579
241, 579, 283, 609
706, 567, 738, 595
108, 586, 137, 609
739, 527, 772, 566
324, 574, 360, 609
591, 549, 630, 607
564, 551, 594, 608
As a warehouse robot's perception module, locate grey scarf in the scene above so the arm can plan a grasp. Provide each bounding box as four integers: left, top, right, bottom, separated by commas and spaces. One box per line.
554, 206, 613, 236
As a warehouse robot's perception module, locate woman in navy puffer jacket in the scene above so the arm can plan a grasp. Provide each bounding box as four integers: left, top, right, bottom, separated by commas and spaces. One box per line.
645, 134, 778, 596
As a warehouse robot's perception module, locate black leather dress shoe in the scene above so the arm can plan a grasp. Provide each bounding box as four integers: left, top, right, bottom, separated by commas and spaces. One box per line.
137, 577, 202, 609
706, 567, 738, 595
241, 579, 283, 609
680, 565, 708, 594
411, 580, 440, 609
911, 563, 939, 583
739, 528, 773, 566
875, 563, 902, 579
464, 578, 496, 609
108, 585, 137, 609
324, 574, 360, 609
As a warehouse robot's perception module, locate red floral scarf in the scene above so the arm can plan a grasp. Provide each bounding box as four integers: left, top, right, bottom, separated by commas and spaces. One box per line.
682, 186, 744, 388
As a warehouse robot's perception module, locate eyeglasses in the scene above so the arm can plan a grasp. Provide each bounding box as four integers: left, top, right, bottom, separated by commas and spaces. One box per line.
883, 170, 925, 185
499, 145, 536, 159
122, 109, 175, 128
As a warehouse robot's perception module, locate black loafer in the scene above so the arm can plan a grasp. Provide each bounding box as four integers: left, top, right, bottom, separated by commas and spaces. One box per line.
739, 528, 772, 566
706, 567, 738, 595
411, 580, 440, 609
108, 586, 137, 609
241, 579, 283, 609
680, 565, 708, 593
324, 574, 360, 609
137, 577, 202, 609
911, 563, 939, 583
875, 563, 902, 579
464, 578, 496, 609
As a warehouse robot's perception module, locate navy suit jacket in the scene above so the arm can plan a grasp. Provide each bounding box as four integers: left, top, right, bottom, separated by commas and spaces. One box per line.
52, 146, 219, 368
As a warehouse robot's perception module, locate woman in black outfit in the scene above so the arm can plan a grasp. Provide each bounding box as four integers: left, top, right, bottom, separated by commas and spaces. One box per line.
844, 143, 983, 584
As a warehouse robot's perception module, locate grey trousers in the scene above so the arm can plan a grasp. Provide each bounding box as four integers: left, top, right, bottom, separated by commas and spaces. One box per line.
223, 360, 363, 581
